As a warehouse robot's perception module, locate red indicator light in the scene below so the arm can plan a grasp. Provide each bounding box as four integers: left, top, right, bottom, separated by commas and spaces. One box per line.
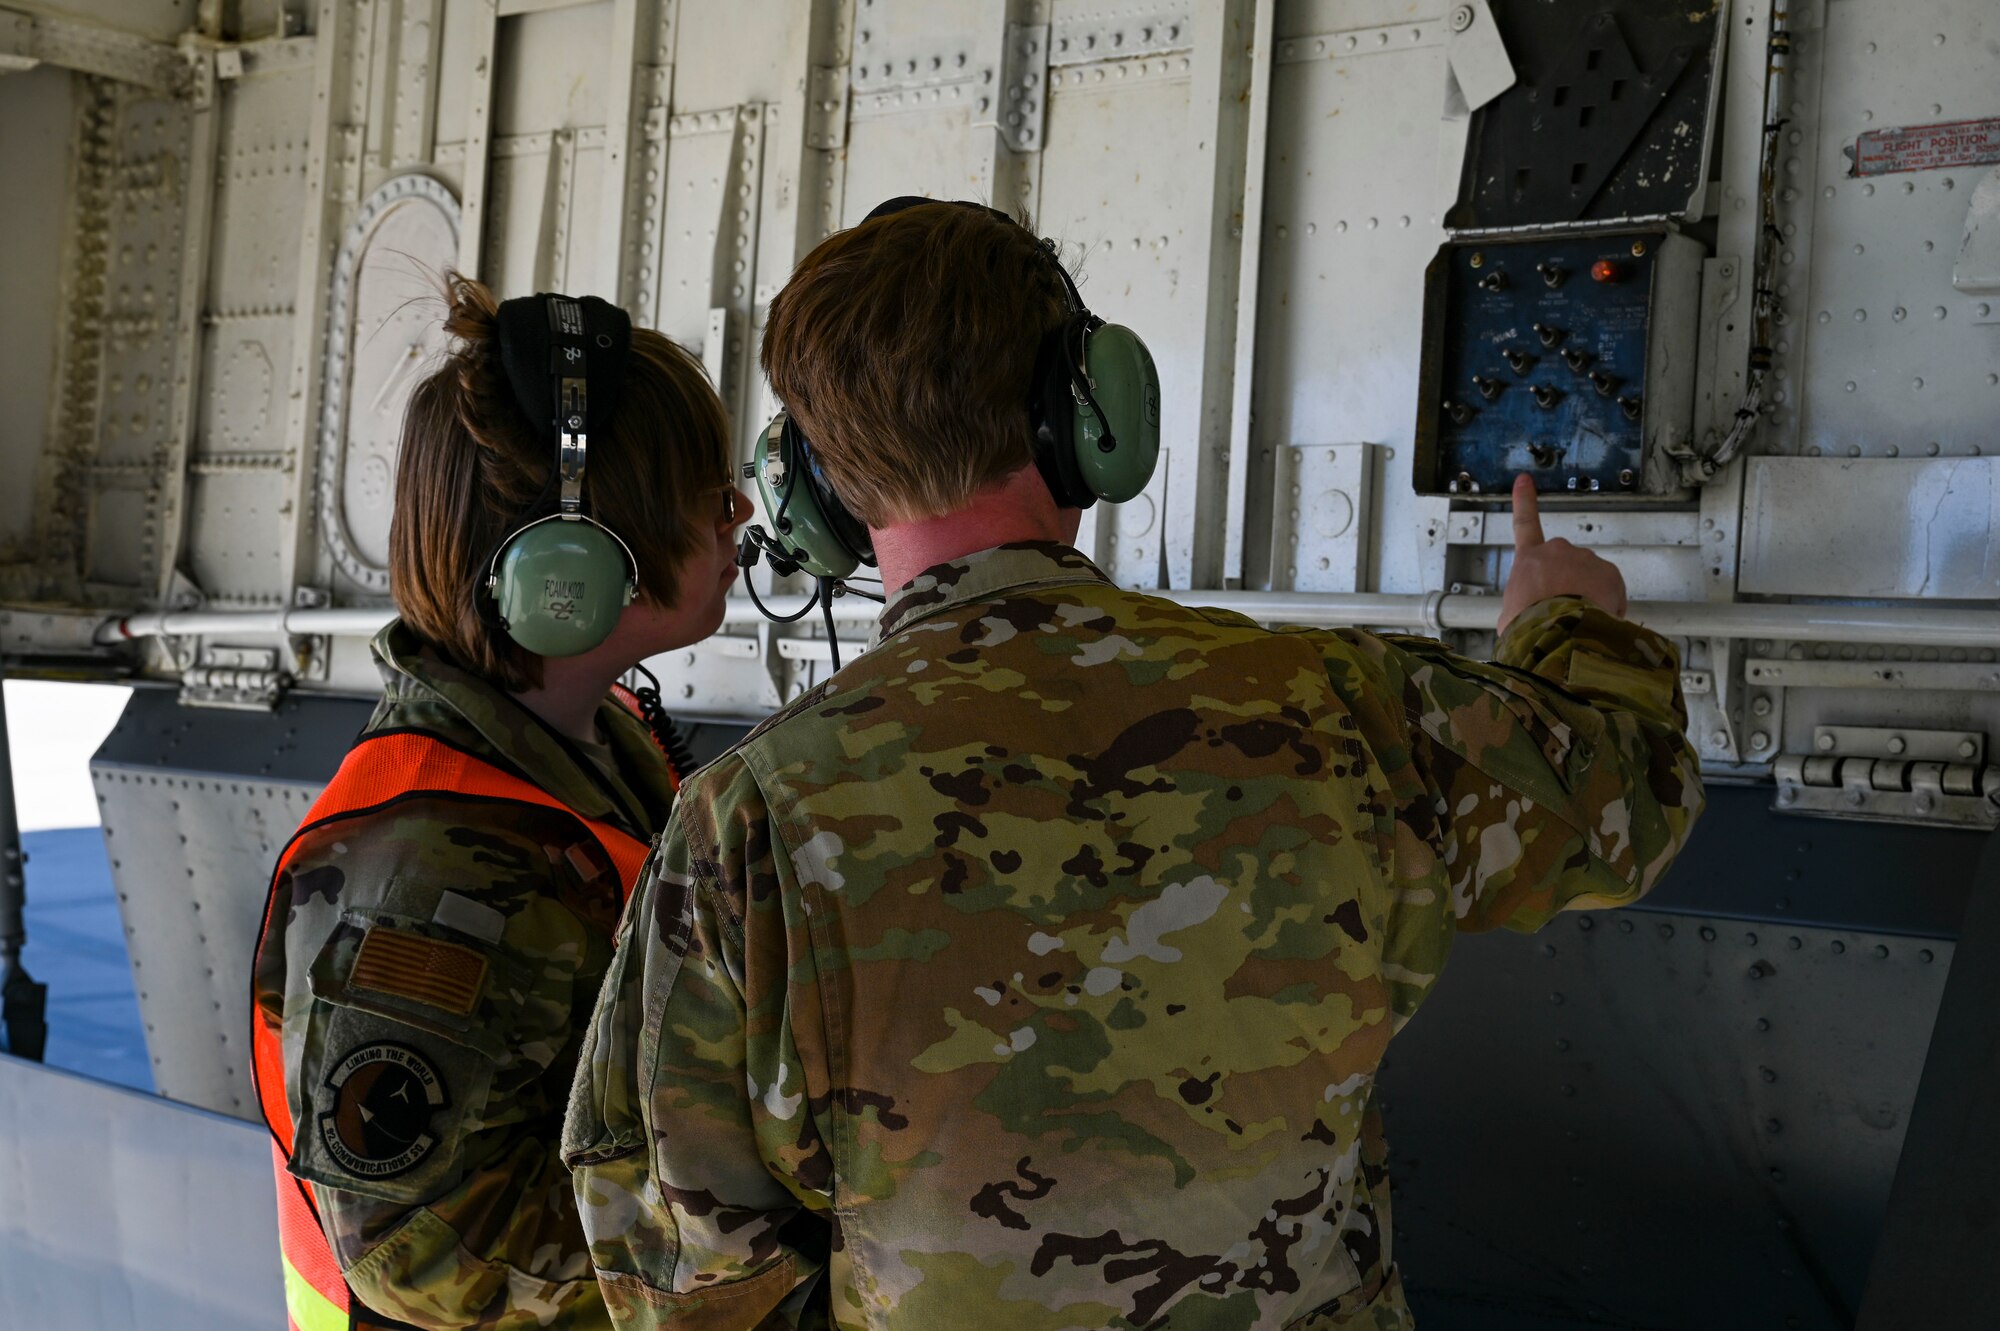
1590, 259, 1623, 283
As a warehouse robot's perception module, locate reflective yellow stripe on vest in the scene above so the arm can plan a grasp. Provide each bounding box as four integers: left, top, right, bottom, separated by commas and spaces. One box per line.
282, 1250, 349, 1331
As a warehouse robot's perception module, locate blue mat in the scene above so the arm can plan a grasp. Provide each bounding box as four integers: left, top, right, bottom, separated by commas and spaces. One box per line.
15, 827, 153, 1093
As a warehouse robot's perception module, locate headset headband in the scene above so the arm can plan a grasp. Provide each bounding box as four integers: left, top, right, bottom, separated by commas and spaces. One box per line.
495, 293, 633, 514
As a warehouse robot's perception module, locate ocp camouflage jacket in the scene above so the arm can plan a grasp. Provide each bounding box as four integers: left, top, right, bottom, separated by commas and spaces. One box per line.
253, 621, 675, 1329
564, 542, 1704, 1330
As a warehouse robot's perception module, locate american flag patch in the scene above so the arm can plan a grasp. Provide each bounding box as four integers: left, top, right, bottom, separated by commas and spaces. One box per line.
350, 927, 489, 1015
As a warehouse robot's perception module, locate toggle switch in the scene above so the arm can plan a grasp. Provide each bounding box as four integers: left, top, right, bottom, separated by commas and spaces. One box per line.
1444, 399, 1475, 426
1562, 347, 1593, 372
1589, 369, 1618, 396
1478, 270, 1510, 292
1503, 348, 1533, 374
1531, 385, 1564, 410
1528, 442, 1561, 468
1472, 374, 1504, 400
1618, 394, 1643, 421
1537, 261, 1566, 289
1534, 321, 1566, 348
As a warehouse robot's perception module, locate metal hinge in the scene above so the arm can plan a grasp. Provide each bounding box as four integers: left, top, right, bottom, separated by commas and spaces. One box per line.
179, 646, 288, 711
1775, 727, 1996, 828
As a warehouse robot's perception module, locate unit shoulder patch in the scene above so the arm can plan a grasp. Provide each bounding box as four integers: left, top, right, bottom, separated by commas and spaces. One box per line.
317, 1041, 450, 1179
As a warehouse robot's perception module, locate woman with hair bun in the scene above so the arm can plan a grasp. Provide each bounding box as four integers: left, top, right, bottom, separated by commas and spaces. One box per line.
250, 274, 746, 1330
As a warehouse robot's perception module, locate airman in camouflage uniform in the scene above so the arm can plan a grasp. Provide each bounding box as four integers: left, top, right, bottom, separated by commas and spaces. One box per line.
254, 620, 676, 1328
564, 541, 1703, 1329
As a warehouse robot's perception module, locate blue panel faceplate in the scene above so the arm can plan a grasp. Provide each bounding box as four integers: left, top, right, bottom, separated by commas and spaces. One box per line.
1419, 231, 1667, 496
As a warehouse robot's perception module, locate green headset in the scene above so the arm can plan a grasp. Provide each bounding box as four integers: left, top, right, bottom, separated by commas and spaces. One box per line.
484, 292, 640, 657
743, 197, 1163, 582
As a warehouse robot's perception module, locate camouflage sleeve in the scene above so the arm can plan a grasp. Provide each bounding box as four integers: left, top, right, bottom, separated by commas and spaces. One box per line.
565, 756, 831, 1330
279, 807, 621, 1329
1330, 594, 1703, 947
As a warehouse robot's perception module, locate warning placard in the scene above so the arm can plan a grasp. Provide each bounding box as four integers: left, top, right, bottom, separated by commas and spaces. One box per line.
1850, 118, 2000, 177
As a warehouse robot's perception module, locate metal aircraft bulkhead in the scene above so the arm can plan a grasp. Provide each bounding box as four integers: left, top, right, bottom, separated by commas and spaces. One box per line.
3, 0, 2000, 1325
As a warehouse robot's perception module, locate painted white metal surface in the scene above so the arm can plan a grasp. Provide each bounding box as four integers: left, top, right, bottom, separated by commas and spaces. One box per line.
0, 0, 1996, 822
1742, 457, 2000, 600
0, 1053, 281, 1331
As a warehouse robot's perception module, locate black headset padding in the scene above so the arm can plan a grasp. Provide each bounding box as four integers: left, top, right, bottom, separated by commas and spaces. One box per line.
864, 195, 1017, 227
783, 413, 876, 563
1029, 319, 1099, 510
495, 293, 632, 436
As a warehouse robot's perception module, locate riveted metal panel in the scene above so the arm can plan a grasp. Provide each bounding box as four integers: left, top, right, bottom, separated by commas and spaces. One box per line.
1253, 6, 1456, 595
1381, 783, 1975, 1328
1039, 49, 1200, 590
185, 469, 290, 608
1793, 2, 2000, 461
91, 688, 373, 1118
839, 102, 979, 226
0, 66, 75, 580
1858, 835, 2000, 1326
69, 85, 206, 600
491, 2, 614, 140
672, 0, 812, 113
1742, 457, 2000, 599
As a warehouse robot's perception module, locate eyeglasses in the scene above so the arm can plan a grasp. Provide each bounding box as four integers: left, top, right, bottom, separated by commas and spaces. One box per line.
706, 484, 747, 526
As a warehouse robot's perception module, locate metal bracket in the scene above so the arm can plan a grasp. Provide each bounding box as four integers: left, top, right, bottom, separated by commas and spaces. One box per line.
993, 23, 1050, 153
180, 646, 289, 711
0, 7, 195, 95
806, 64, 849, 151
1954, 165, 2000, 297
1811, 726, 1984, 766
1049, 8, 1192, 66
1443, 0, 1514, 117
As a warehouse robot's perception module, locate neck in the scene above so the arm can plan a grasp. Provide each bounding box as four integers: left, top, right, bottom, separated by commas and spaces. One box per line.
871, 466, 1074, 593
511, 653, 623, 745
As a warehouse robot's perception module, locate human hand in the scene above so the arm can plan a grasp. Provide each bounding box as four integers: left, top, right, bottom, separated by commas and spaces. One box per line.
1496, 473, 1628, 634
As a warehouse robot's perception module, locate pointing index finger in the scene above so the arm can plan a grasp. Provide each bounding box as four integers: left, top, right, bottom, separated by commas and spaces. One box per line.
1511, 473, 1544, 550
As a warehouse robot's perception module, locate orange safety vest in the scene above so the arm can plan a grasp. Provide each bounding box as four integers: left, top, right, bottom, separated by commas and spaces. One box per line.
250, 730, 656, 1331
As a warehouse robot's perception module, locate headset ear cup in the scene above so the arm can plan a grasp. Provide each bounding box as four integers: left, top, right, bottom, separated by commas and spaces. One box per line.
1030, 322, 1097, 510
490, 517, 635, 656
746, 414, 865, 580
1070, 323, 1161, 503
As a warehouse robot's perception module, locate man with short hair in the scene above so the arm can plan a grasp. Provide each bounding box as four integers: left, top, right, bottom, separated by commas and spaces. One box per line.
563, 200, 1704, 1329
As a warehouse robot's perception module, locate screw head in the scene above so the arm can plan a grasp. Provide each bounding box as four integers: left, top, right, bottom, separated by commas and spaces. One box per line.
1887, 735, 1906, 755
1959, 739, 1978, 759
1631, 240, 1648, 257
1815, 733, 1835, 752
1450, 4, 1475, 32
1469, 251, 1484, 268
